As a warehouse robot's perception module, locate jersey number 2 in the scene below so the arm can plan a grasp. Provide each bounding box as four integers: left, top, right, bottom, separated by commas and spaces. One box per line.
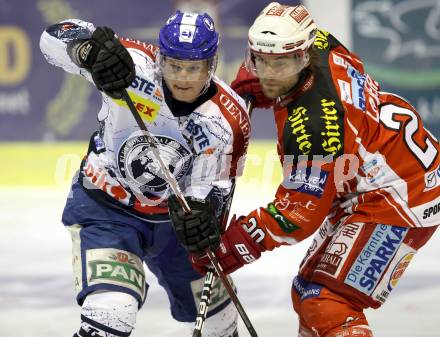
380, 104, 438, 170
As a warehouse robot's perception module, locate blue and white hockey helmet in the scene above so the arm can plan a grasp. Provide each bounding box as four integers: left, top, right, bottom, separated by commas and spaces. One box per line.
159, 11, 219, 60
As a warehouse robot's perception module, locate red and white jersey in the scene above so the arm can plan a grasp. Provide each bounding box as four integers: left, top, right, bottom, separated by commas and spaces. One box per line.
235, 29, 440, 251
40, 19, 250, 219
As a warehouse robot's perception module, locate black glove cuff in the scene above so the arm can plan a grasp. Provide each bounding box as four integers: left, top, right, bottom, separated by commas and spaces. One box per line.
75, 39, 100, 69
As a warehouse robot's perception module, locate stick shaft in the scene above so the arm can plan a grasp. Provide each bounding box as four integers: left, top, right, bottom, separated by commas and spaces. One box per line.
122, 89, 257, 336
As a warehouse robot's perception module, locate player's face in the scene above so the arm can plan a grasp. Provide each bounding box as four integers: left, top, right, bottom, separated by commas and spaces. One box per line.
253, 54, 302, 98
162, 57, 209, 103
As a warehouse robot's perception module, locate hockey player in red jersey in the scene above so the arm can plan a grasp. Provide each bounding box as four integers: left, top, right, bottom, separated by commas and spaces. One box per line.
170, 2, 440, 336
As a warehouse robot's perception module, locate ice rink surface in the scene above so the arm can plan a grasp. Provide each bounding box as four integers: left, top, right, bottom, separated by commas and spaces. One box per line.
1, 184, 439, 337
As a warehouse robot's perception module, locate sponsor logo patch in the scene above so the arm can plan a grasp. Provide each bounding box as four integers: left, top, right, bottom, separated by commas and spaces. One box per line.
289, 6, 309, 24
86, 248, 146, 300
266, 203, 300, 233
185, 119, 211, 151
266, 4, 288, 16
423, 200, 440, 219
347, 65, 366, 111
131, 76, 157, 96
424, 164, 440, 191
219, 93, 250, 147
371, 243, 416, 304
286, 166, 329, 198
344, 225, 408, 296
388, 251, 414, 289
338, 79, 353, 104
316, 223, 362, 277
256, 41, 276, 47
333, 54, 348, 68
360, 157, 386, 184
287, 106, 312, 155
274, 193, 317, 213
292, 276, 323, 301
320, 99, 342, 155
180, 28, 193, 42
114, 90, 159, 123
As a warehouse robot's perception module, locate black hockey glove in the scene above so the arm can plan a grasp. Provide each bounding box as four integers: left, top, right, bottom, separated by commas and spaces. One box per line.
168, 194, 221, 254
76, 26, 135, 99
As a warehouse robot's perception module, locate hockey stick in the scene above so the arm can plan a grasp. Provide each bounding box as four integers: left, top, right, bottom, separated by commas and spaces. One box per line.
121, 89, 257, 337
121, 90, 191, 213
192, 96, 256, 337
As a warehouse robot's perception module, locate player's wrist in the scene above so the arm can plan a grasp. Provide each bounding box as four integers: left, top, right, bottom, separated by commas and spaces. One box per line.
224, 221, 263, 265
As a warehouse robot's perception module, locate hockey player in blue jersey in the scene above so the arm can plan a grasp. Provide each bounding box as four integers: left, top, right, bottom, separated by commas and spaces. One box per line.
40, 11, 250, 337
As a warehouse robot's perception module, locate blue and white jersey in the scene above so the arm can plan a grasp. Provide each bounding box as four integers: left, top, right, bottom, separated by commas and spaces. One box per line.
40, 19, 250, 219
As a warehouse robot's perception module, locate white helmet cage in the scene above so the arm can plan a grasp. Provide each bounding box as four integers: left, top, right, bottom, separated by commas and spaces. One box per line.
245, 3, 317, 78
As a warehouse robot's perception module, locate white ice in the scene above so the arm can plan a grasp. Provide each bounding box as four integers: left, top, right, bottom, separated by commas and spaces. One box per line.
0, 184, 439, 337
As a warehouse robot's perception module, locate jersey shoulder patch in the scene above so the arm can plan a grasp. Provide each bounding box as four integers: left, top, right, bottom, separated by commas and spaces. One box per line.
120, 38, 159, 61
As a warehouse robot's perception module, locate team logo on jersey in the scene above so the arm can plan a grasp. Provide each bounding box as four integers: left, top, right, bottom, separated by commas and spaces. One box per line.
117, 134, 192, 194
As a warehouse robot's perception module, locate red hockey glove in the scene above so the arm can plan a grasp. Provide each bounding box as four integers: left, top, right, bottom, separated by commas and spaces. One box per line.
231, 64, 274, 109
190, 216, 265, 275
